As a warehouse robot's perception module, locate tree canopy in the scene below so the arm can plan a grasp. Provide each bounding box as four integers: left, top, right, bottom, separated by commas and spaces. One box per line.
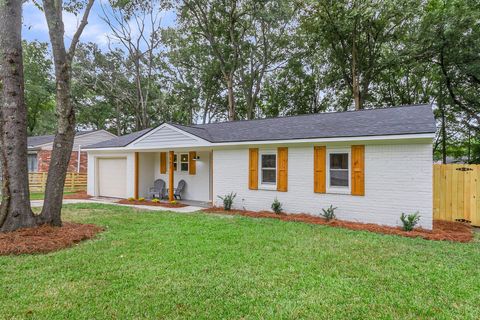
22, 0, 480, 162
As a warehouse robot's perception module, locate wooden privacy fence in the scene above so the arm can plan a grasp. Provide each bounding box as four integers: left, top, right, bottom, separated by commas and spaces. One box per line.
433, 164, 480, 227
29, 172, 87, 193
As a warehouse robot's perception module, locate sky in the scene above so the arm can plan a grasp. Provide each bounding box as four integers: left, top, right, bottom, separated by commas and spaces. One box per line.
22, 1, 176, 50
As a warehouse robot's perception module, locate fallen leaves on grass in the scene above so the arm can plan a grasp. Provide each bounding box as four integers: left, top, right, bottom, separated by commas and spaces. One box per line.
0, 222, 104, 255
203, 207, 473, 243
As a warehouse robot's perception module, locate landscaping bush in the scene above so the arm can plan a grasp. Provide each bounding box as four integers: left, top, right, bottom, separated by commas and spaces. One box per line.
138, 197, 145, 202
170, 200, 177, 205
218, 192, 236, 211
400, 212, 421, 231
152, 198, 160, 203
271, 198, 283, 214
320, 205, 337, 221
127, 197, 135, 202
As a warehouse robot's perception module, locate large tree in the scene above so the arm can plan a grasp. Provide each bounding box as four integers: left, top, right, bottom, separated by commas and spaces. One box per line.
73, 43, 136, 135
178, 0, 250, 121
38, 0, 95, 226
301, 0, 419, 110
102, 0, 166, 130
164, 27, 227, 123
0, 0, 37, 231
23, 41, 56, 135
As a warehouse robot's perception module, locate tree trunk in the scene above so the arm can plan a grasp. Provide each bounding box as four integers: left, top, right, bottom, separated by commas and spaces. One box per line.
351, 32, 362, 110
439, 85, 447, 164
0, 0, 37, 232
38, 65, 75, 226
116, 102, 122, 136
39, 0, 94, 226
226, 74, 235, 121
245, 92, 253, 120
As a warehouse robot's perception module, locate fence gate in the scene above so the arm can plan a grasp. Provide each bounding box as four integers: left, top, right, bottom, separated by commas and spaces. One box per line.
433, 164, 480, 226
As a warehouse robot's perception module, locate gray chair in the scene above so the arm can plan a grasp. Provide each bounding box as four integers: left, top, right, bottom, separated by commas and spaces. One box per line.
149, 179, 166, 199
174, 180, 186, 200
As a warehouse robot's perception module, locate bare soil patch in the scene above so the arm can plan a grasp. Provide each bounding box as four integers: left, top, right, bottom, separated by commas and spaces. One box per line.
0, 222, 104, 255
203, 207, 473, 243
117, 199, 187, 208
64, 191, 92, 200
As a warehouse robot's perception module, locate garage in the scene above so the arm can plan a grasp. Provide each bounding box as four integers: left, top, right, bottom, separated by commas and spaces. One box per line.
97, 158, 127, 198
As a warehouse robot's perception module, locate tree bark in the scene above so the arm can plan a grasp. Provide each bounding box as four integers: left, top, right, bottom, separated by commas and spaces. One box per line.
226, 74, 235, 121
351, 24, 362, 110
0, 0, 37, 232
39, 0, 94, 226
439, 84, 447, 164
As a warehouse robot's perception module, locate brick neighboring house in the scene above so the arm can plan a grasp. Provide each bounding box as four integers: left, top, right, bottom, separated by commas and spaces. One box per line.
27, 130, 117, 173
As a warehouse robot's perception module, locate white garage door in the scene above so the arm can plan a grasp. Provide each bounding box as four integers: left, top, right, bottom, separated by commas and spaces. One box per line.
97, 158, 127, 198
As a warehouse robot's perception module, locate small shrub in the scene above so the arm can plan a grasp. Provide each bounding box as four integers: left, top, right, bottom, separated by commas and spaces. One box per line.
138, 197, 145, 202
400, 212, 421, 231
271, 198, 283, 214
320, 205, 337, 221
170, 200, 177, 205
127, 197, 135, 202
152, 198, 160, 203
218, 192, 236, 211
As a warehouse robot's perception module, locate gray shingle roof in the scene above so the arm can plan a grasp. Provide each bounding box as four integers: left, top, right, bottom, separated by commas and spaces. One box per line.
86, 104, 436, 149
27, 131, 96, 148
86, 128, 154, 149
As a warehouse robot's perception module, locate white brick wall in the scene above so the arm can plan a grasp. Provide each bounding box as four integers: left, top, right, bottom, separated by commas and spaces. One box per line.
213, 142, 433, 229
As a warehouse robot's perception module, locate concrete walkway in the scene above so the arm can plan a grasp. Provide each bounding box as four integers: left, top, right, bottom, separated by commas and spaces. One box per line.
30, 198, 205, 213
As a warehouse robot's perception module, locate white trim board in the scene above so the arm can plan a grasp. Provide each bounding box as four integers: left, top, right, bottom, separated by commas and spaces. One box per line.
84, 133, 435, 152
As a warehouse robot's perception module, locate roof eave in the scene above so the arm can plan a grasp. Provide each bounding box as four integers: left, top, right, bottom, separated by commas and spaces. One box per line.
84, 132, 435, 152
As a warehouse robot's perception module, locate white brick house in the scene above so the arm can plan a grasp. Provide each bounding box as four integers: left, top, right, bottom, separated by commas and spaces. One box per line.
85, 104, 436, 229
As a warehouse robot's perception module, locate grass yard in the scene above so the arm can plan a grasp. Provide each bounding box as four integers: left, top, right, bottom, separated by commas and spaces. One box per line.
1, 204, 480, 319
30, 191, 75, 200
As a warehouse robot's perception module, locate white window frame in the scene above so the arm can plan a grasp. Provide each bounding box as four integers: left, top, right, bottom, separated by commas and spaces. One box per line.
179, 153, 189, 172
172, 154, 178, 172
326, 148, 351, 194
259, 150, 277, 190
27, 153, 38, 172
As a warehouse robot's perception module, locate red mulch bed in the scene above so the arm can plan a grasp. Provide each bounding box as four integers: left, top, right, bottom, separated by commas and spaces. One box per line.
117, 199, 187, 208
63, 191, 92, 200
203, 207, 473, 243
0, 222, 104, 255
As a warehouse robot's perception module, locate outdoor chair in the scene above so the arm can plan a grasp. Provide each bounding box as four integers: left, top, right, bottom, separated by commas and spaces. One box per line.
149, 179, 166, 199
174, 180, 186, 200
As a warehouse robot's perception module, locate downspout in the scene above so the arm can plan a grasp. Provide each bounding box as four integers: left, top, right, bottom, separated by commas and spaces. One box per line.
77, 145, 82, 173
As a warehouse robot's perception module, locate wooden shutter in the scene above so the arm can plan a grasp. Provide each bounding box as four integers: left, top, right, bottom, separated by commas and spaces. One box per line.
351, 145, 365, 196
189, 151, 196, 175
314, 146, 326, 193
249, 148, 258, 190
160, 152, 167, 174
277, 147, 288, 191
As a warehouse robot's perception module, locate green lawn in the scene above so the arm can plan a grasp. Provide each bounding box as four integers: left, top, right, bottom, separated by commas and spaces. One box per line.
1, 204, 480, 319
30, 191, 75, 200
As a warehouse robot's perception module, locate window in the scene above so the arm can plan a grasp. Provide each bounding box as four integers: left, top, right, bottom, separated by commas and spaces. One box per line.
173, 154, 178, 171
329, 152, 349, 188
260, 153, 276, 185
27, 154, 38, 172
180, 153, 189, 172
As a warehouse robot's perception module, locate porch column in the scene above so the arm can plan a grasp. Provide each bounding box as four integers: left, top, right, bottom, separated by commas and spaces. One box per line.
169, 151, 174, 201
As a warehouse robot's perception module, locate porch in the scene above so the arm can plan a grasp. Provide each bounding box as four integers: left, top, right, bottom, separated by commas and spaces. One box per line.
134, 149, 213, 203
